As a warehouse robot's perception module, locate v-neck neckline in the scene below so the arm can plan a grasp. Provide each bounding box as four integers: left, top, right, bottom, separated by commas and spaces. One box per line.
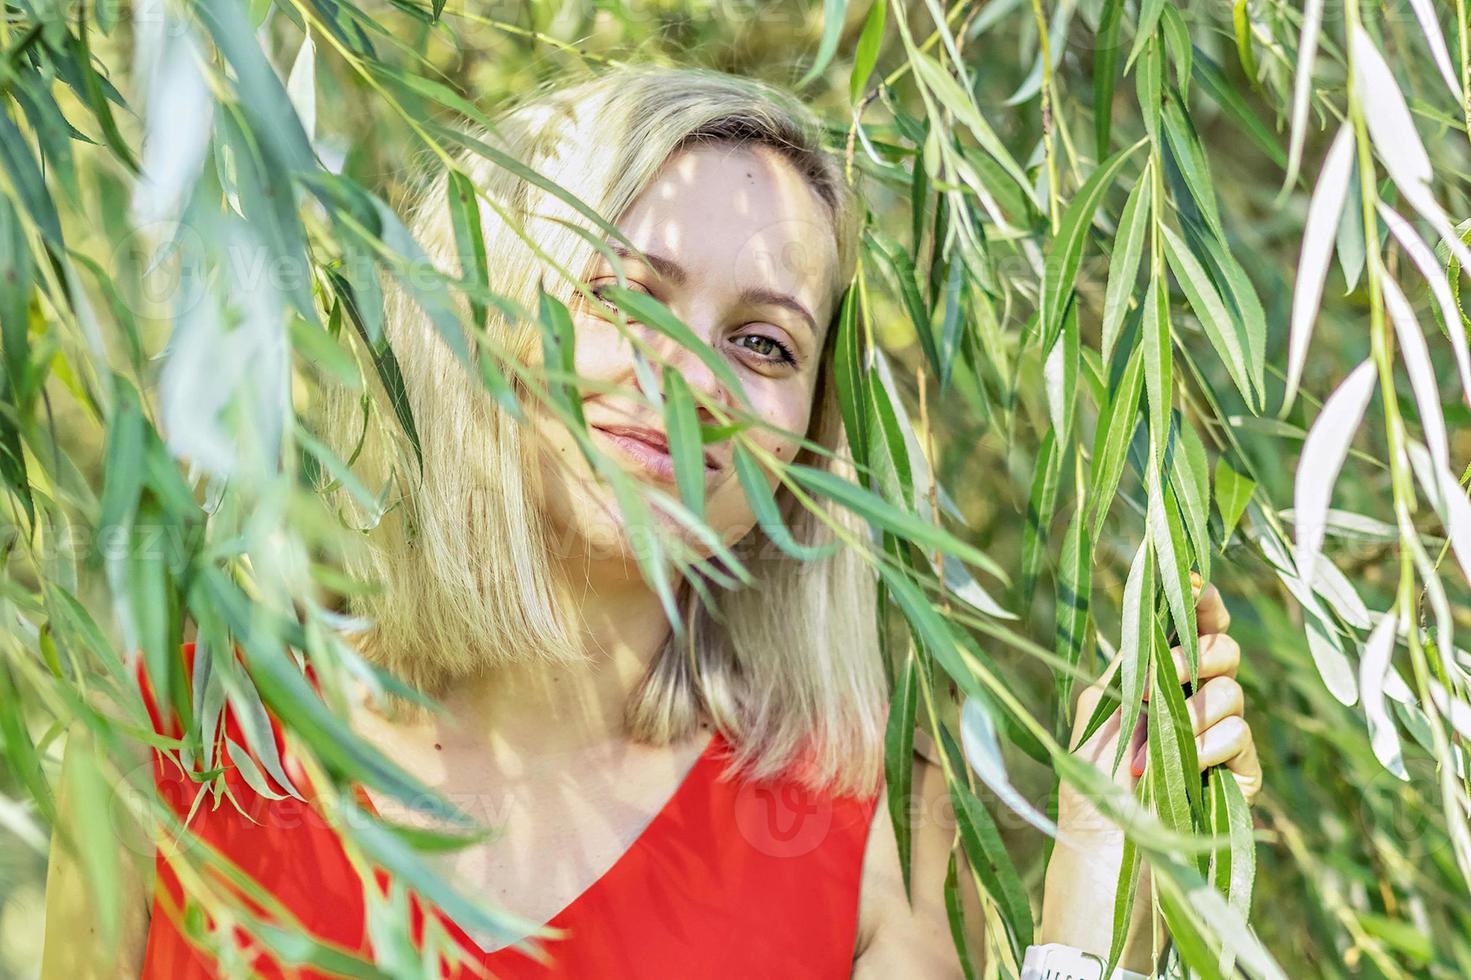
353, 727, 725, 956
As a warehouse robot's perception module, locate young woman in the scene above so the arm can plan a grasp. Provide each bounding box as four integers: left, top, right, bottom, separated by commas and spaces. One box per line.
41, 63, 1262, 978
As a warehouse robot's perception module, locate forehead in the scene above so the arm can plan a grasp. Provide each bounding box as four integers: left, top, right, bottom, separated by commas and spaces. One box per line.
608, 143, 839, 310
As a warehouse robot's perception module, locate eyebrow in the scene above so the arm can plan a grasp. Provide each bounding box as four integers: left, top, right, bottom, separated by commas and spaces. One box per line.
605, 243, 820, 337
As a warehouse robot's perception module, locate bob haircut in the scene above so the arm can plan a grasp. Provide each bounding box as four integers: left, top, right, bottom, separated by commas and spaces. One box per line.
313, 62, 885, 795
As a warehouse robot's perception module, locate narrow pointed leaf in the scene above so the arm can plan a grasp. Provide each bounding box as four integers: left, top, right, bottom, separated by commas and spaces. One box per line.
1294, 359, 1377, 588
1361, 611, 1409, 780
1102, 164, 1152, 365
1284, 123, 1353, 414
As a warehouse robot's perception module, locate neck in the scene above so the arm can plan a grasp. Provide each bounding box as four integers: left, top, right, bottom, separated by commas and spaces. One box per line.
429, 553, 681, 758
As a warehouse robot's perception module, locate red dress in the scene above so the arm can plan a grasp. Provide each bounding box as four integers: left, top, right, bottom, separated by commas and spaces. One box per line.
135, 643, 880, 978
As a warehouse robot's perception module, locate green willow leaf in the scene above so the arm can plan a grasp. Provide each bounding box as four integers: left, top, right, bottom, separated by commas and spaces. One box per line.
64, 19, 140, 174
0, 663, 52, 824
1041, 139, 1148, 349
1141, 274, 1172, 459
223, 736, 289, 801
1054, 509, 1092, 722
1105, 792, 1144, 976
1192, 52, 1285, 167
866, 359, 915, 508
12, 86, 82, 211
328, 274, 426, 477
1113, 537, 1155, 776
937, 250, 965, 389
794, 464, 1006, 581
1022, 429, 1062, 612
198, 603, 473, 827
1162, 92, 1226, 243
1156, 876, 1229, 980
0, 371, 33, 528
538, 287, 586, 433
1090, 342, 1147, 538
1160, 223, 1257, 410
98, 386, 146, 554
1135, 36, 1163, 144
447, 170, 491, 331
1160, 5, 1193, 97
884, 654, 918, 896
195, 0, 315, 173
1126, 0, 1168, 72
907, 50, 1040, 211
428, 122, 631, 251
869, 231, 942, 379
1184, 218, 1268, 403
849, 0, 887, 103
1149, 453, 1198, 680
833, 285, 870, 476
59, 732, 121, 945
1231, 0, 1257, 81
1213, 457, 1255, 544
1093, 0, 1126, 157
215, 653, 305, 802
1168, 419, 1212, 580
366, 62, 502, 134
0, 113, 65, 249
733, 444, 840, 562
1208, 766, 1256, 973
598, 285, 755, 416
1147, 616, 1200, 833
341, 805, 543, 951
1043, 299, 1080, 447
662, 370, 706, 523
1101, 162, 1152, 365
877, 563, 982, 703
949, 778, 1033, 958
942, 851, 979, 980
0, 196, 32, 384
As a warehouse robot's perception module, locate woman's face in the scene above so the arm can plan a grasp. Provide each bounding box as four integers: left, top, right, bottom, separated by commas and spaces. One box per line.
530, 141, 840, 569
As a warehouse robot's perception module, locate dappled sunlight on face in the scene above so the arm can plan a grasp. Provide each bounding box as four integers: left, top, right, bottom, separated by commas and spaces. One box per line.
529, 142, 840, 572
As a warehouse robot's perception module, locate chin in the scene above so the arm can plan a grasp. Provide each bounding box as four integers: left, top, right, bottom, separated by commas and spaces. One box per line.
547, 483, 755, 571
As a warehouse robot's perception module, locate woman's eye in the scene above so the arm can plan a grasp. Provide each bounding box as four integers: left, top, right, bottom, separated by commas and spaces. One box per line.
589, 284, 619, 310
735, 333, 797, 366
587, 282, 646, 317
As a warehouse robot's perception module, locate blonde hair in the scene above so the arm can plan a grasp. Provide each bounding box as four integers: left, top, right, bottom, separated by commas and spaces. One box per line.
312, 62, 885, 795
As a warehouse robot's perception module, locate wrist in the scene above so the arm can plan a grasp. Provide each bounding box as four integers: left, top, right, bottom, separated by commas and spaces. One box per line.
1021, 943, 1150, 980
1040, 834, 1155, 973
1056, 782, 1129, 839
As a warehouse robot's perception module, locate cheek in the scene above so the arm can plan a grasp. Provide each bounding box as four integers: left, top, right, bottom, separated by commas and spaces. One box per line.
754, 389, 815, 468
707, 389, 814, 530
571, 315, 636, 385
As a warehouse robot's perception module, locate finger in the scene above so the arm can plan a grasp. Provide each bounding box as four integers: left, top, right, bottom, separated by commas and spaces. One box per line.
1132, 716, 1260, 785
1195, 716, 1254, 771
1230, 767, 1263, 805
1200, 718, 1262, 803
1141, 633, 1240, 700
1183, 676, 1245, 736
1194, 580, 1231, 636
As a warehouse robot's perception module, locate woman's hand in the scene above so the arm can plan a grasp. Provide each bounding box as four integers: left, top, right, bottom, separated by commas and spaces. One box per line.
1036, 576, 1262, 970
1067, 575, 1261, 823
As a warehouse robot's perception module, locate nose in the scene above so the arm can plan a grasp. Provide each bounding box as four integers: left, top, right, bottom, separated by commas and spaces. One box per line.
645, 317, 737, 419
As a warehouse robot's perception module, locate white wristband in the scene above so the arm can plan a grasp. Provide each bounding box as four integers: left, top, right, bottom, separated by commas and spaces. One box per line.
1020, 942, 1150, 980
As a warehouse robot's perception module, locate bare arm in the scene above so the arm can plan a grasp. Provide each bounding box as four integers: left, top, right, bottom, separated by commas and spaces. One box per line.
853, 737, 971, 978
41, 728, 155, 979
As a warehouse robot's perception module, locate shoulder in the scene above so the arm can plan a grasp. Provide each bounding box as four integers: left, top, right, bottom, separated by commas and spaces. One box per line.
852, 731, 966, 977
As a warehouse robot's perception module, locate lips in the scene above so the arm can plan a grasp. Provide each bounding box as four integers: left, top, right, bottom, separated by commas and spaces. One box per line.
590, 423, 721, 481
